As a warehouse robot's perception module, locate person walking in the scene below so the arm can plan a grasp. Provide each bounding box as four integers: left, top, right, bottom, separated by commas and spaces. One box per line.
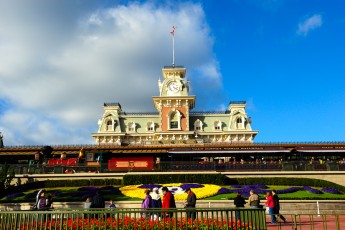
151, 187, 162, 221
90, 190, 105, 218
265, 191, 276, 224
37, 190, 48, 210
141, 189, 152, 218
272, 190, 287, 223
162, 187, 176, 218
184, 187, 197, 220
248, 190, 260, 208
234, 192, 246, 221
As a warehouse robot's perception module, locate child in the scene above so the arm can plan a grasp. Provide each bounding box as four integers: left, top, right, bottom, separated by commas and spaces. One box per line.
109, 199, 116, 208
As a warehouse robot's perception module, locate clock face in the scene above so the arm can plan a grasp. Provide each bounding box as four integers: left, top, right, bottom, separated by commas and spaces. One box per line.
168, 81, 180, 93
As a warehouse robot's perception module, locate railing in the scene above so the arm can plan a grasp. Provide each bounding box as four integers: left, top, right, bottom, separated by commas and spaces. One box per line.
2, 141, 345, 149
6, 161, 345, 175
0, 208, 266, 230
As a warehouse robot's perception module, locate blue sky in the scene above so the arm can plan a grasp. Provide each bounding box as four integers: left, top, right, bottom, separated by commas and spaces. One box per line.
0, 0, 344, 145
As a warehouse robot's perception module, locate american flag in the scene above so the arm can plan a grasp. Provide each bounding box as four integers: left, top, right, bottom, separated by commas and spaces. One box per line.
170, 26, 175, 36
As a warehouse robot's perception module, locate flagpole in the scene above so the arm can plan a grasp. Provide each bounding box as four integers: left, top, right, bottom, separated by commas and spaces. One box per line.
172, 33, 175, 67
170, 26, 175, 67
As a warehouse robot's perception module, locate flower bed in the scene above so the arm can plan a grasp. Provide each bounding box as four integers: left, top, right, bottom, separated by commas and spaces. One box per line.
119, 184, 221, 200
20, 217, 253, 230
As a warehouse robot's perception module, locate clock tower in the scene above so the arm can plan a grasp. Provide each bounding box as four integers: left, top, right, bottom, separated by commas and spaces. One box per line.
152, 66, 195, 139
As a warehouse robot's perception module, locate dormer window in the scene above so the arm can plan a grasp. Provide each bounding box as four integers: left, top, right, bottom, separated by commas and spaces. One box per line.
168, 109, 181, 130
128, 122, 136, 132
214, 121, 222, 131
194, 119, 203, 131
106, 120, 113, 131
147, 121, 155, 132
236, 117, 244, 129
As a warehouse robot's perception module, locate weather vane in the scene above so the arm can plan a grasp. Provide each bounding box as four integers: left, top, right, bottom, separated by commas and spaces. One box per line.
170, 26, 176, 67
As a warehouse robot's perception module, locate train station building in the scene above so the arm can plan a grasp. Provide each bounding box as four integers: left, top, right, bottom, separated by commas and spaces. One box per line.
91, 65, 258, 146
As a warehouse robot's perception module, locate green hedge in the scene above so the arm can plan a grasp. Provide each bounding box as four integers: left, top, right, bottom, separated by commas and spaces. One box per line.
123, 173, 226, 185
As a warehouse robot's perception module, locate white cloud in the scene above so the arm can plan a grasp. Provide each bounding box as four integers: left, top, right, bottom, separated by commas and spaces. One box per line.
297, 14, 323, 36
0, 1, 222, 145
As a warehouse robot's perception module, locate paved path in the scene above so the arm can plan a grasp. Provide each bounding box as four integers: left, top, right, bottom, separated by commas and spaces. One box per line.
266, 215, 345, 230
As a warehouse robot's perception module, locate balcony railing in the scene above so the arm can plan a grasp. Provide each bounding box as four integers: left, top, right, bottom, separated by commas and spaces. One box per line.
4, 161, 345, 175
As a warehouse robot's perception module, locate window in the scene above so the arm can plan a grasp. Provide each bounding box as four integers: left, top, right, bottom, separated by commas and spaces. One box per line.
147, 122, 155, 131
106, 120, 113, 131
128, 122, 136, 132
236, 117, 244, 129
168, 110, 181, 130
194, 119, 203, 131
214, 121, 222, 130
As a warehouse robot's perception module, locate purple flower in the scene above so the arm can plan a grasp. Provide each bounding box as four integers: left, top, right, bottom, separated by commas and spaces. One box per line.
6, 192, 24, 200
78, 186, 99, 192
180, 184, 204, 190
231, 184, 243, 188
322, 187, 341, 194
217, 187, 232, 194
138, 184, 161, 189
275, 187, 303, 194
303, 186, 323, 194
49, 190, 63, 196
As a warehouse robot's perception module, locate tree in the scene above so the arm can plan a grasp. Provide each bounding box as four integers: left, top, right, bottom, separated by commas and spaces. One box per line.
0, 162, 15, 192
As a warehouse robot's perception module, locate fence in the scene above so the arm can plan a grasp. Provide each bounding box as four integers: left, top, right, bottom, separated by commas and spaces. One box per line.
6, 161, 345, 175
0, 208, 266, 230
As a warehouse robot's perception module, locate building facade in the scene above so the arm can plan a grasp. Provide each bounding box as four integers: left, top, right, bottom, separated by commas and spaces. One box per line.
91, 66, 258, 145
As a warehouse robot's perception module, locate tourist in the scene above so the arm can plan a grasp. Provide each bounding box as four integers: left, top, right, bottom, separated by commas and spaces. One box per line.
141, 189, 152, 218
46, 194, 53, 209
90, 190, 105, 218
234, 192, 246, 221
184, 187, 197, 220
265, 191, 276, 224
109, 199, 116, 208
151, 187, 162, 221
248, 190, 260, 208
272, 190, 287, 223
90, 190, 105, 208
84, 197, 92, 209
162, 187, 176, 218
37, 190, 48, 210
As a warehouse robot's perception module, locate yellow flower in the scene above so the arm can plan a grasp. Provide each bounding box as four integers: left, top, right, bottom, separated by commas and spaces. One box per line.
119, 184, 222, 200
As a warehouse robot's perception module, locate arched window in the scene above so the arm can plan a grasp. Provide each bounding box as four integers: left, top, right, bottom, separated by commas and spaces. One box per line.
106, 120, 113, 131
214, 120, 222, 130
147, 121, 155, 131
168, 109, 181, 130
194, 119, 203, 131
128, 122, 136, 132
236, 117, 244, 129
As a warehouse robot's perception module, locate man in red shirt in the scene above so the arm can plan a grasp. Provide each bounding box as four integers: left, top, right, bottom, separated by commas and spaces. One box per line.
162, 187, 176, 218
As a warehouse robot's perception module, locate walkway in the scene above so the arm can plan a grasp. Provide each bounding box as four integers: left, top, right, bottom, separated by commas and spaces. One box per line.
266, 215, 345, 230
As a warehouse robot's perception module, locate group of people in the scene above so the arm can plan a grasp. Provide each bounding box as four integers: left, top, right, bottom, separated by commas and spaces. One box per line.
234, 189, 287, 224
141, 186, 197, 220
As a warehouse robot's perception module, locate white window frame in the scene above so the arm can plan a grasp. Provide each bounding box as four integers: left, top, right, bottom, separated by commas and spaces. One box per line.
194, 119, 203, 131
128, 122, 136, 132
168, 109, 181, 130
214, 121, 222, 131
